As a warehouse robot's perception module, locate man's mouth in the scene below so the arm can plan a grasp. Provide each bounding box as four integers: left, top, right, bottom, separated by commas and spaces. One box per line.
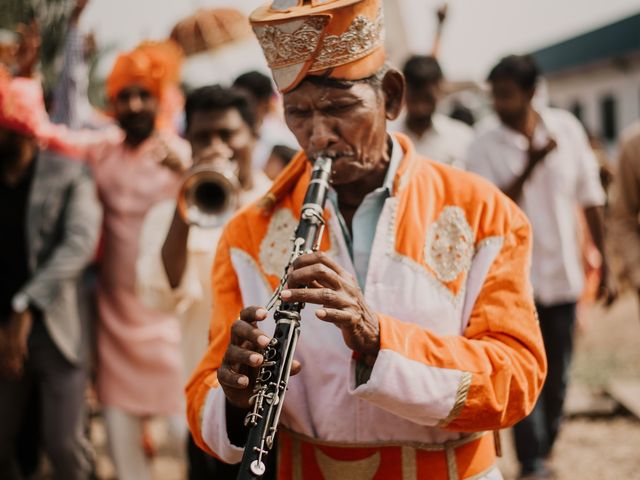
314, 151, 354, 161
127, 116, 148, 125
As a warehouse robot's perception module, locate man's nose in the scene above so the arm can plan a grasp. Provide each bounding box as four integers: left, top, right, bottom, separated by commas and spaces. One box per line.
308, 114, 337, 153
208, 134, 222, 148
127, 94, 144, 112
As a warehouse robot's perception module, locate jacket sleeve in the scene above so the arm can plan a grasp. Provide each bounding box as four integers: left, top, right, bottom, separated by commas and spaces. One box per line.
350, 201, 547, 431
185, 228, 246, 464
21, 169, 102, 311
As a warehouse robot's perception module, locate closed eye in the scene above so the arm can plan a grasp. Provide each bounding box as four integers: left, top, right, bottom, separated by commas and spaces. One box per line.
286, 107, 311, 118
324, 101, 360, 115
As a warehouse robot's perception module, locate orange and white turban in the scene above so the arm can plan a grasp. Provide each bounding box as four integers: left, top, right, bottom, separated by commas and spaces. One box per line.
106, 39, 184, 102
250, 0, 385, 93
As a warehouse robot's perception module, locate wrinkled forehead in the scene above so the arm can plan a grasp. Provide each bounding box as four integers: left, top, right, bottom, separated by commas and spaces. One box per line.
282, 77, 378, 108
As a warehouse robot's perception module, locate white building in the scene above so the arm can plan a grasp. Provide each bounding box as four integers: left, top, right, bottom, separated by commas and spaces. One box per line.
532, 12, 640, 151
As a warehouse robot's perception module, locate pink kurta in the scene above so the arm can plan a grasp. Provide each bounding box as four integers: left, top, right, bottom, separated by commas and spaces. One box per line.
55, 129, 190, 415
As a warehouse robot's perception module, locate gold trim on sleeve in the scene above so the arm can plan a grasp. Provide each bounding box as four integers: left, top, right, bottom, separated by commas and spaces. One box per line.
438, 371, 473, 427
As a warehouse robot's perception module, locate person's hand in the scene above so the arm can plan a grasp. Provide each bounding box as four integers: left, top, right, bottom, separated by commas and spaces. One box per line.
436, 4, 448, 24
218, 307, 302, 409
83, 32, 97, 60
15, 21, 40, 78
152, 139, 187, 174
193, 143, 234, 168
71, 0, 90, 23
0, 309, 33, 379
526, 137, 557, 169
597, 264, 618, 307
281, 252, 380, 365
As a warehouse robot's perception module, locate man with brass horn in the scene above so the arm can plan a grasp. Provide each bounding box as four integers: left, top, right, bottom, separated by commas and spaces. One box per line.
186, 1, 547, 478
136, 85, 270, 479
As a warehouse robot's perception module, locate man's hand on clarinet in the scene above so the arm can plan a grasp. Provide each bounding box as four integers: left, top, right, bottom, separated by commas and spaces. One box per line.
281, 252, 380, 366
219, 306, 302, 409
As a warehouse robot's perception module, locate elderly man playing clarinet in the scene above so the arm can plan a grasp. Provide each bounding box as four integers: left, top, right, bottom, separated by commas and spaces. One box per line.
186, 1, 547, 478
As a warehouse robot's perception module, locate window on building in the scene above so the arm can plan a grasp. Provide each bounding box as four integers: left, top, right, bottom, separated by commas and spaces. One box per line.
600, 95, 617, 141
570, 101, 583, 123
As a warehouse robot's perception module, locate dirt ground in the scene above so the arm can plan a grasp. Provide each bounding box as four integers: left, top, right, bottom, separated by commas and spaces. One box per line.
91, 292, 640, 480
498, 291, 640, 480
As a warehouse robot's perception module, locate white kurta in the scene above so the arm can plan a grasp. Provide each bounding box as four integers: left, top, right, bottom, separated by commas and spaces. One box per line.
137, 171, 271, 383
466, 109, 606, 305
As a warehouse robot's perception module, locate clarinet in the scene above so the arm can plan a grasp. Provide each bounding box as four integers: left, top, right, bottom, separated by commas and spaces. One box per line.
237, 156, 332, 480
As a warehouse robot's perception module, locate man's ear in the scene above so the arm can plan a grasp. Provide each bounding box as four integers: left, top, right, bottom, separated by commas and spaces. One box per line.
382, 69, 405, 121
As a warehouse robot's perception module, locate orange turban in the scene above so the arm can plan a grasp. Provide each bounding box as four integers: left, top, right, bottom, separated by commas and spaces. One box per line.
250, 0, 385, 93
106, 39, 184, 102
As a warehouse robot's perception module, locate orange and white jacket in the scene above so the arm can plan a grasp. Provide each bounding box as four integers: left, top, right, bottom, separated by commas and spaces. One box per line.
186, 133, 546, 477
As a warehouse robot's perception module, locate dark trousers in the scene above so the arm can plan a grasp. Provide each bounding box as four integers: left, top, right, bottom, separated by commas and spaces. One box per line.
514, 302, 576, 475
0, 319, 91, 480
187, 434, 278, 480
188, 435, 239, 479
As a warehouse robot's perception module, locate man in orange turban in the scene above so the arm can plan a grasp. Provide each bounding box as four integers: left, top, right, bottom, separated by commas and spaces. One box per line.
106, 40, 184, 135
186, 1, 547, 479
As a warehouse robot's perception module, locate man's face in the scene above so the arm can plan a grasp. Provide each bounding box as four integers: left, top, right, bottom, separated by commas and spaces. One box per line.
283, 78, 394, 186
490, 78, 533, 126
405, 81, 440, 127
112, 85, 158, 144
185, 108, 255, 187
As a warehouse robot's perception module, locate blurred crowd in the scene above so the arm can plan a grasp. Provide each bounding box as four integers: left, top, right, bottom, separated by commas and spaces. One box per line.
0, 1, 638, 480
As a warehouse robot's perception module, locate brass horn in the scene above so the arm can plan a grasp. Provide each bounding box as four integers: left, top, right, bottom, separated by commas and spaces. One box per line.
177, 164, 239, 229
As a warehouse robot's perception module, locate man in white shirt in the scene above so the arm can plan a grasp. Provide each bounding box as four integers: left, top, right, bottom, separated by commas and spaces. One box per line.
393, 55, 473, 169
136, 85, 270, 479
466, 54, 617, 480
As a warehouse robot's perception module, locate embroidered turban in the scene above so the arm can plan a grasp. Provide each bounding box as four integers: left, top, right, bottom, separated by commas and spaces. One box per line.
250, 0, 385, 93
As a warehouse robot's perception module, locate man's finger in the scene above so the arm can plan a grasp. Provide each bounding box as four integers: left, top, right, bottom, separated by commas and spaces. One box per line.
239, 306, 268, 325
231, 319, 271, 349
223, 344, 264, 370
315, 308, 356, 327
218, 366, 251, 389
292, 252, 349, 278
287, 263, 342, 290
280, 287, 350, 308
290, 360, 302, 376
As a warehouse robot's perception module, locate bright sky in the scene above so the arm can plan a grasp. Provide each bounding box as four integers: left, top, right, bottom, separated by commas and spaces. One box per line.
81, 0, 640, 81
